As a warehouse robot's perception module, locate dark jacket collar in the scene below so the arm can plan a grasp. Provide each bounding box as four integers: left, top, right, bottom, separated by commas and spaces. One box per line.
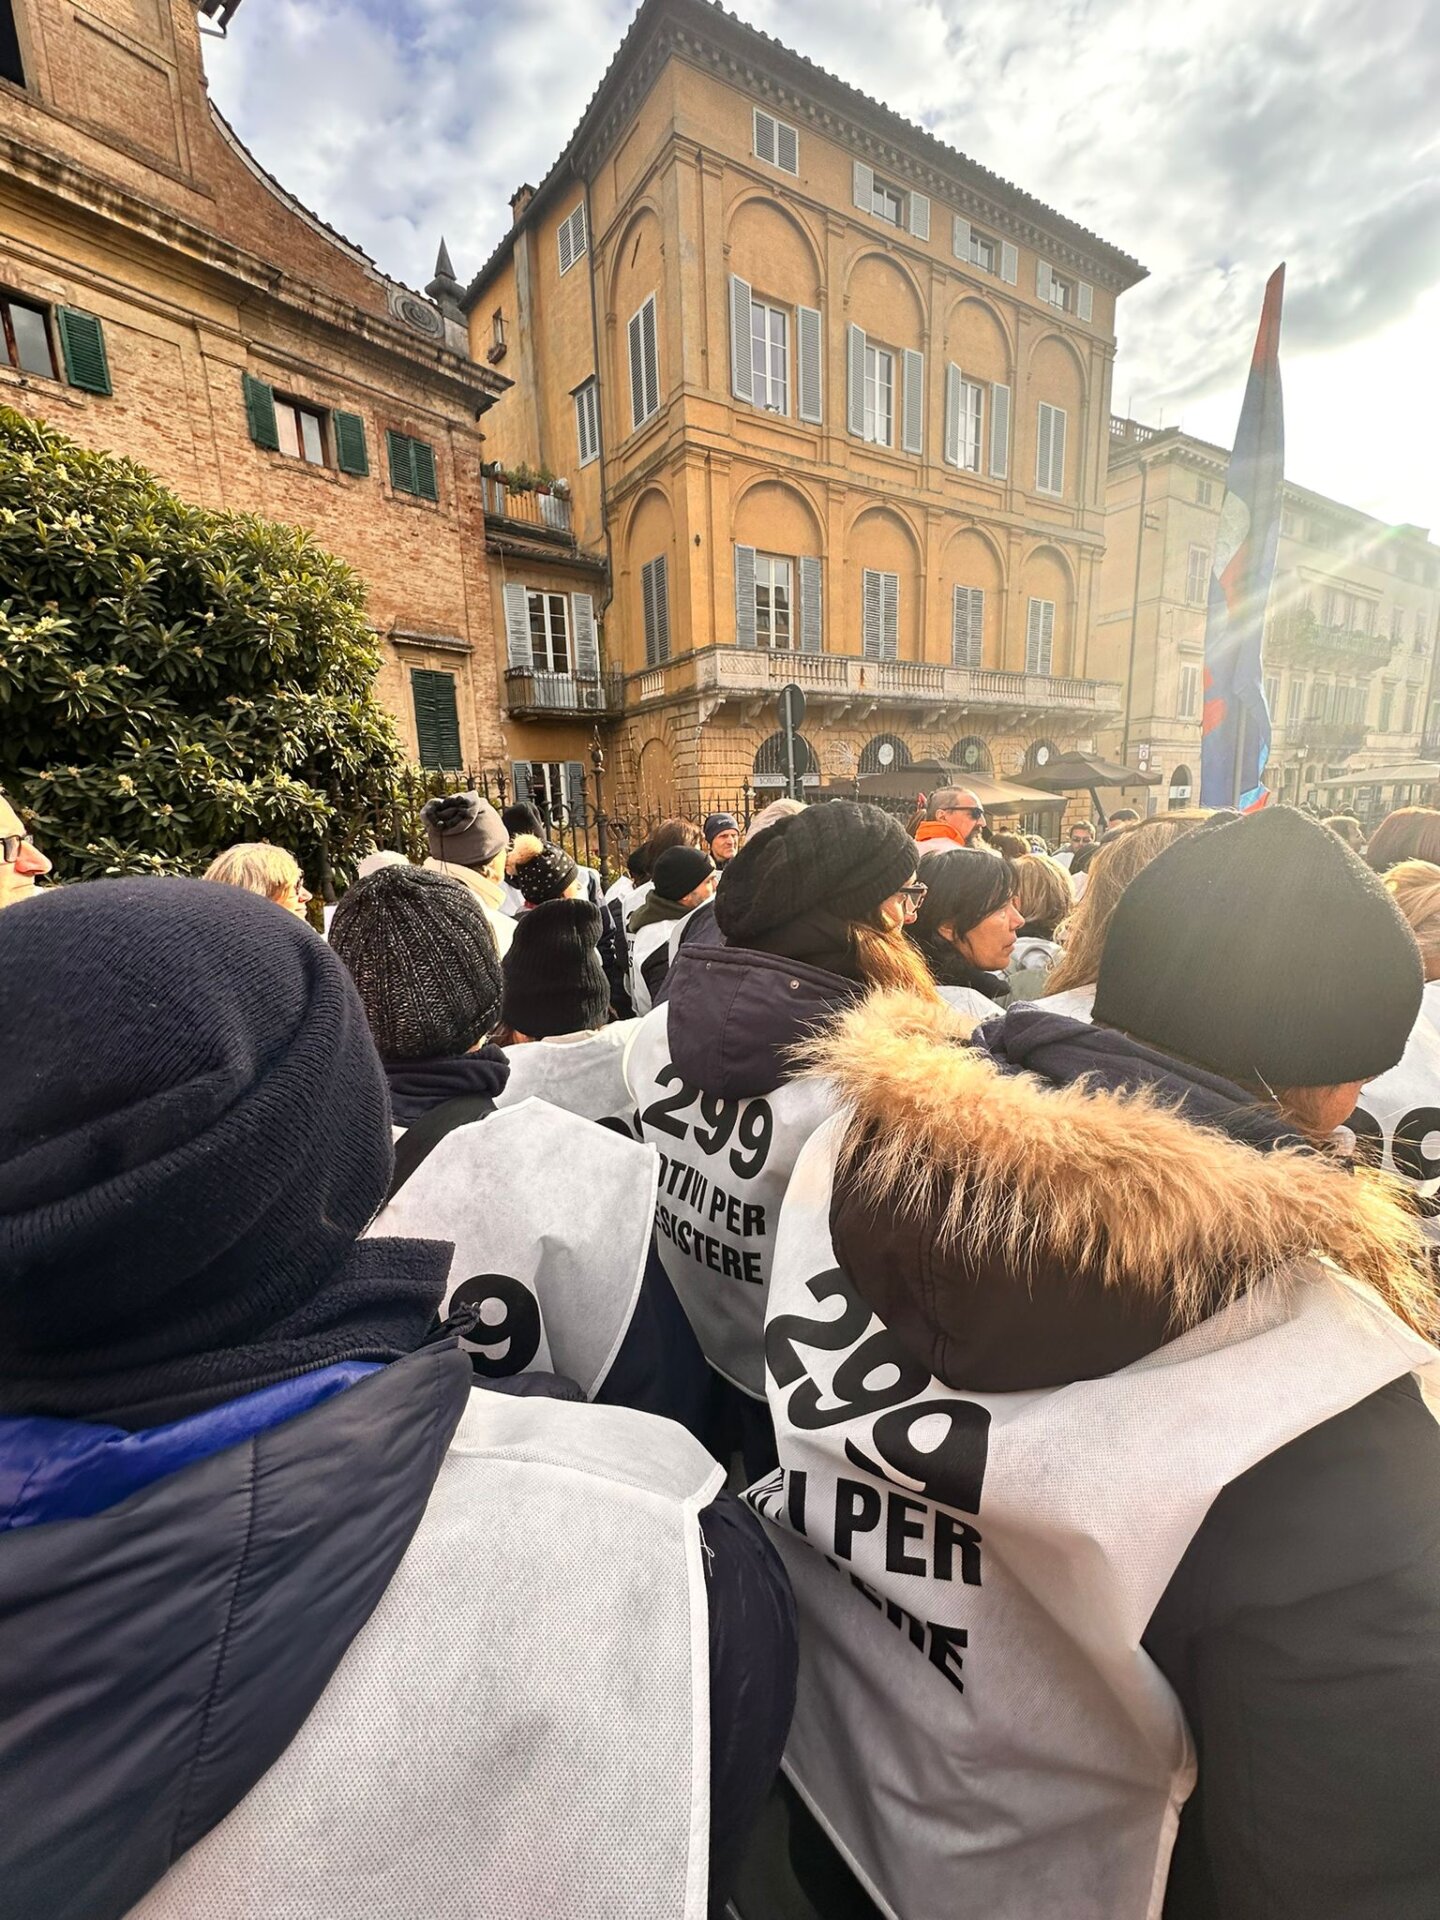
666, 943, 860, 1098
384, 1046, 511, 1128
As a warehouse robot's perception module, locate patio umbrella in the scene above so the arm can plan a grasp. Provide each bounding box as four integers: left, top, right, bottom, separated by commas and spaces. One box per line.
1022, 750, 1159, 829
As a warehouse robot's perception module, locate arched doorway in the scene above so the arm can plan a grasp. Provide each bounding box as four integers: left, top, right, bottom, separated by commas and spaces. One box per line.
858, 733, 912, 776
1168, 763, 1193, 810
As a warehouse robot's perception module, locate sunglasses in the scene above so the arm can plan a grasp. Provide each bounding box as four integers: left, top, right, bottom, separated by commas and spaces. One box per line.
940, 805, 986, 819
898, 883, 928, 904
1, 834, 33, 863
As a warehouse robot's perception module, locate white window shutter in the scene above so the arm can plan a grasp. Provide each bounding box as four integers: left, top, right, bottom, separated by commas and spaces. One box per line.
1000, 240, 1018, 285
641, 296, 659, 421
573, 203, 587, 258
734, 544, 757, 648
1051, 407, 1067, 494
799, 555, 823, 652
902, 348, 924, 455
847, 324, 866, 436
1040, 599, 1055, 672
944, 362, 962, 467
628, 310, 646, 430
558, 217, 573, 277
1036, 403, 1053, 492
777, 121, 799, 174
1025, 597, 1043, 673
862, 567, 882, 658
952, 214, 971, 261
797, 306, 823, 423
882, 572, 899, 660
753, 108, 776, 165
951, 585, 968, 666
571, 593, 599, 678
1077, 280, 1094, 323
908, 191, 930, 241
990, 381, 1010, 479
503, 583, 532, 671
729, 274, 754, 403
853, 158, 874, 212
1036, 260, 1053, 302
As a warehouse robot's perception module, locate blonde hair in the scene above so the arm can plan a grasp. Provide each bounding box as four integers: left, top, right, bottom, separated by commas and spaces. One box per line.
1013, 852, 1073, 932
745, 798, 805, 841
852, 921, 941, 996
1045, 811, 1211, 995
203, 841, 302, 901
1384, 860, 1440, 975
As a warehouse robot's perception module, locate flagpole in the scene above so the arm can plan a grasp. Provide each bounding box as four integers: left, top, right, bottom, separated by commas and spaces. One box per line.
1231, 702, 1247, 809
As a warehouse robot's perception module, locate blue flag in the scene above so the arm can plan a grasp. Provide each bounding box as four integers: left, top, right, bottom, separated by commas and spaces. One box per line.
1201, 264, 1285, 810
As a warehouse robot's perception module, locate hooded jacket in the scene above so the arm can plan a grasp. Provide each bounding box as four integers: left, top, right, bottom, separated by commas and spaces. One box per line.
797, 991, 1440, 1920
663, 940, 860, 1100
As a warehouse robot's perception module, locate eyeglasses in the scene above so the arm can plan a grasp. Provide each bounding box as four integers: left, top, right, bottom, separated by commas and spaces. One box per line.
939, 805, 985, 820
898, 883, 928, 904
1, 834, 33, 863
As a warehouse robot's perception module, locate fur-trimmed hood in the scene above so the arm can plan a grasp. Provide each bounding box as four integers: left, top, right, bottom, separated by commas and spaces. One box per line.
799, 991, 1436, 1392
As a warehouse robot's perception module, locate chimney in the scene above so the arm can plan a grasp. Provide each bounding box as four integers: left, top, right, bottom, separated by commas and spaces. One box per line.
510, 183, 536, 225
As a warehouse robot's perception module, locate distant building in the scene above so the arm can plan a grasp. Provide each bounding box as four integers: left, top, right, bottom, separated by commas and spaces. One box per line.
1099, 417, 1440, 819
0, 0, 508, 770
462, 0, 1147, 818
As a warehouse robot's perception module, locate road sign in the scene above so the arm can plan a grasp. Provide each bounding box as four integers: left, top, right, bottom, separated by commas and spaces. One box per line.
779, 683, 806, 800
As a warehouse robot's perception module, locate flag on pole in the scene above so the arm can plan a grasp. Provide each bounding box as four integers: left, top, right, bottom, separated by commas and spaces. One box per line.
1201, 264, 1286, 810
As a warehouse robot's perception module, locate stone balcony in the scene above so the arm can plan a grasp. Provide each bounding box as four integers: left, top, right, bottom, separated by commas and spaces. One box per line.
1267, 609, 1392, 672
1293, 718, 1369, 753
627, 645, 1123, 728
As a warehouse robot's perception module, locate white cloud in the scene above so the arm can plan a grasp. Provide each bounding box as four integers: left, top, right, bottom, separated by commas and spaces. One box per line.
205, 0, 1440, 531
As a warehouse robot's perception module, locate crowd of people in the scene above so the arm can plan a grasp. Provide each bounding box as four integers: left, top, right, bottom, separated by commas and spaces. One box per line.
3, 774, 1439, 1920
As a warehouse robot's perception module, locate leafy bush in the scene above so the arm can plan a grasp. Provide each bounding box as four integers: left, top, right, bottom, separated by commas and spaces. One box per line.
0, 406, 405, 883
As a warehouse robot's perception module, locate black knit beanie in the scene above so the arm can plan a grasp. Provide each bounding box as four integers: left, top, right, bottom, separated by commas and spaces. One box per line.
0, 878, 396, 1370
510, 834, 579, 904
652, 845, 715, 903
330, 864, 502, 1061
502, 899, 610, 1038
714, 800, 915, 946
421, 790, 507, 867
1094, 805, 1422, 1086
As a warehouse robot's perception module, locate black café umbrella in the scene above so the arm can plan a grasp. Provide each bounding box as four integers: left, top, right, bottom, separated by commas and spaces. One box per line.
1022, 749, 1159, 829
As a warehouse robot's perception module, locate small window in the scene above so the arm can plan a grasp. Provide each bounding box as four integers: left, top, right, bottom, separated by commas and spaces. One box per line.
574, 377, 600, 465
527, 591, 570, 674
628, 294, 660, 431
1177, 664, 1201, 719
1287, 678, 1304, 725
1392, 606, 1405, 642
959, 378, 983, 471
1196, 478, 1214, 508
750, 300, 788, 413
0, 0, 24, 87
488, 309, 507, 364
557, 204, 587, 276
1403, 690, 1417, 734
1047, 273, 1071, 312
387, 429, 439, 502
753, 108, 799, 174
969, 230, 997, 273
1263, 675, 1279, 716
1, 292, 54, 377
863, 343, 894, 446
515, 761, 582, 828
754, 553, 793, 650
1186, 545, 1210, 606
1417, 609, 1430, 647
275, 398, 326, 466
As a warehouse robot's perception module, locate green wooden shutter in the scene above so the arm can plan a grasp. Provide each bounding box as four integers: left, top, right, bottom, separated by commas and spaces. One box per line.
387, 429, 414, 494
242, 372, 279, 450
411, 439, 438, 502
333, 410, 369, 476
411, 668, 461, 768
57, 309, 112, 395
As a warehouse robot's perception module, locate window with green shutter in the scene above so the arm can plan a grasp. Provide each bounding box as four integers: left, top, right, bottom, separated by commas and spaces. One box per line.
333, 410, 369, 476
387, 429, 439, 502
242, 372, 279, 450
56, 308, 111, 396
410, 668, 462, 768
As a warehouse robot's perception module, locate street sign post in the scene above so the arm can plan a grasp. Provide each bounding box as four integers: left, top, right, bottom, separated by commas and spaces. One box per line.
779, 682, 805, 801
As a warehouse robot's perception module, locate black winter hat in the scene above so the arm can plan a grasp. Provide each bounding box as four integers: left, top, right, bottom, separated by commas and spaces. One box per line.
1094, 805, 1423, 1087
502, 899, 610, 1038
0, 878, 394, 1363
714, 800, 915, 946
420, 790, 507, 867
330, 864, 502, 1061
652, 845, 715, 903
510, 834, 579, 904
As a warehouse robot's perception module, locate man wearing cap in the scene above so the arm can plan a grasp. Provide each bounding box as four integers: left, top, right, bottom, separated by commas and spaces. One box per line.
703, 813, 741, 870
626, 846, 717, 1014
420, 791, 514, 956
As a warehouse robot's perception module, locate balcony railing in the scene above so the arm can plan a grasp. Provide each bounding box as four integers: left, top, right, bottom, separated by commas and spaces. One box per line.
1295, 719, 1368, 751
1268, 609, 1392, 668
503, 668, 622, 718
481, 475, 573, 538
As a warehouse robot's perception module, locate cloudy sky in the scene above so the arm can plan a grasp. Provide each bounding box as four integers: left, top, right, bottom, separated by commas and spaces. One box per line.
204, 0, 1440, 532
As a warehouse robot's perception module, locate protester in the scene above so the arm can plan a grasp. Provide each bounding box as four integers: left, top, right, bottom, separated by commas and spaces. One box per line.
1323, 813, 1366, 856
419, 790, 515, 956
627, 845, 717, 1013
202, 841, 311, 917
1007, 851, 1073, 1000
0, 787, 52, 908
1347, 858, 1440, 1204
990, 829, 1029, 860
907, 846, 1023, 1014
1040, 810, 1209, 1013
745, 797, 805, 840
1065, 837, 1099, 900
1365, 805, 1440, 873
0, 876, 796, 1919
357, 848, 409, 878
1107, 805, 1140, 826
703, 811, 742, 868
509, 833, 587, 907
913, 786, 988, 851
498, 898, 612, 1045
502, 800, 545, 841
1056, 819, 1095, 870
767, 806, 1438, 1920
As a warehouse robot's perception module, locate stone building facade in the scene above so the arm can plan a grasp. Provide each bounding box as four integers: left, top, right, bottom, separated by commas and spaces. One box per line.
0, 0, 508, 769
462, 0, 1146, 819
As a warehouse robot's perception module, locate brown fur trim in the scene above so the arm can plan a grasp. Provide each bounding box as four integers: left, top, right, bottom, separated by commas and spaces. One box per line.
795, 990, 1439, 1340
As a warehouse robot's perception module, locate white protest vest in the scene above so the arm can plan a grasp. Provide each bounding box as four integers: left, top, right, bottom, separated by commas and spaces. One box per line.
369, 1100, 655, 1397
495, 1021, 640, 1125
1033, 980, 1096, 1021
130, 1391, 721, 1920
1347, 980, 1440, 1209
624, 1003, 839, 1398
749, 1116, 1439, 1920
937, 984, 1005, 1021
631, 912, 692, 1016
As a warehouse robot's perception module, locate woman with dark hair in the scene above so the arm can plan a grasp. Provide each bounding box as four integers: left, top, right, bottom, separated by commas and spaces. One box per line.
908, 846, 1022, 1012
1365, 806, 1440, 873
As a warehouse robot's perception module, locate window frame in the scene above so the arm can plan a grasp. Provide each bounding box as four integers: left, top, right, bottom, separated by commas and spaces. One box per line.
871, 177, 904, 226
274, 395, 328, 467
863, 341, 895, 447
1177, 663, 1201, 720
754, 551, 794, 651
526, 590, 571, 675
1196, 478, 1214, 508
0, 291, 55, 378
959, 376, 984, 471
750, 299, 789, 414
574, 377, 600, 466
1035, 400, 1066, 497
1186, 544, 1210, 607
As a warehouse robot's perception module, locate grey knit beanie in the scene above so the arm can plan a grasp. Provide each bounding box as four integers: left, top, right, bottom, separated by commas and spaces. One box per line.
421, 791, 507, 867
330, 864, 502, 1061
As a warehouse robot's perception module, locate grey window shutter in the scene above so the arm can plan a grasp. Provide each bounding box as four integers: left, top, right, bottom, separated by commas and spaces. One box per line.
641, 297, 660, 420
776, 121, 799, 174
628, 310, 646, 429
1036, 260, 1053, 303
944, 363, 962, 467
952, 214, 971, 261
729, 274, 754, 402
1040, 599, 1055, 673
1052, 408, 1066, 493
990, 381, 1010, 478
862, 567, 882, 659
504, 583, 532, 670
333, 410, 368, 476
753, 109, 776, 164
564, 761, 586, 822
970, 588, 985, 666
1077, 280, 1094, 323
1000, 241, 1019, 285
847, 324, 866, 436
797, 305, 822, 422
799, 555, 823, 652
734, 544, 758, 648
908, 191, 930, 241
1026, 598, 1042, 674
242, 373, 279, 450
951, 585, 983, 667
652, 553, 670, 660
57, 309, 112, 395
882, 572, 899, 660
571, 592, 599, 677
642, 560, 658, 667
412, 439, 438, 502
902, 348, 924, 455
852, 158, 874, 212
1036, 404, 1053, 492
510, 761, 533, 804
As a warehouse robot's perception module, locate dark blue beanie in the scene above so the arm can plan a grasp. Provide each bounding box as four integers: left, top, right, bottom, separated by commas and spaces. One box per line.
0, 878, 395, 1363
